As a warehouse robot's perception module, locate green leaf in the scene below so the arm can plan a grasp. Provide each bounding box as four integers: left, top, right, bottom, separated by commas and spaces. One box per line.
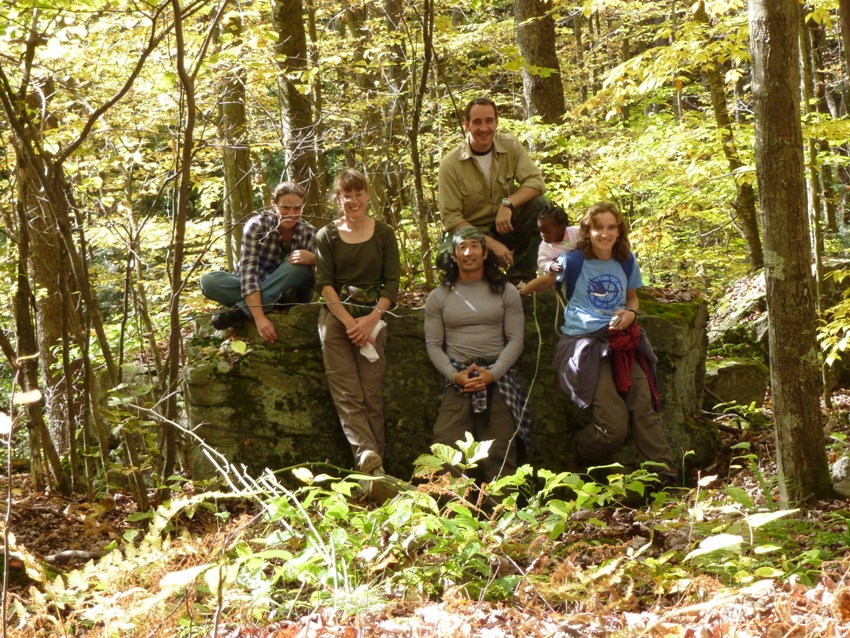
126, 511, 155, 522
724, 486, 754, 507
160, 564, 212, 590
753, 566, 784, 578
747, 509, 799, 528
685, 534, 743, 560
291, 467, 313, 485
230, 340, 247, 355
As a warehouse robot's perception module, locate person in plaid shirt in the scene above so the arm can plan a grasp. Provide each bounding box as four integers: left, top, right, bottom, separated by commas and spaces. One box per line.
200, 182, 317, 342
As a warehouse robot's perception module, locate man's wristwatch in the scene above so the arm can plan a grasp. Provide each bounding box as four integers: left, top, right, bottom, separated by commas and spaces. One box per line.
500, 197, 514, 210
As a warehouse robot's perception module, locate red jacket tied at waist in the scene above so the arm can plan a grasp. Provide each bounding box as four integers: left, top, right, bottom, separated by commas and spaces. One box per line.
608, 322, 660, 411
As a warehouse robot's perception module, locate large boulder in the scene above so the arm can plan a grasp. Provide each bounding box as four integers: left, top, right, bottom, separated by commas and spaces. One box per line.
707, 273, 769, 361
708, 261, 850, 375
184, 290, 717, 480
703, 358, 770, 411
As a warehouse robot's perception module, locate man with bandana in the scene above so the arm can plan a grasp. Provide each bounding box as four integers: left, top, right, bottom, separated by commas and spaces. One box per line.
424, 227, 530, 484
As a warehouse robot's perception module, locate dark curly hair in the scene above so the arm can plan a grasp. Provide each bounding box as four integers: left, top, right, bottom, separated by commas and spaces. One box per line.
437, 228, 506, 294
537, 202, 569, 227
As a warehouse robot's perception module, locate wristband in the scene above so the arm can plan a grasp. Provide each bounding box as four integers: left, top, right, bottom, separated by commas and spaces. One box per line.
373, 307, 384, 317
625, 308, 638, 317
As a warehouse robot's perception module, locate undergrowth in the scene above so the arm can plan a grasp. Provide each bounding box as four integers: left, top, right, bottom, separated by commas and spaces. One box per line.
5, 435, 849, 636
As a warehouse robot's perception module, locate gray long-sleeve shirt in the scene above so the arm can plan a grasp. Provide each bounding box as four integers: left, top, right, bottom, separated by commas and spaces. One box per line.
424, 280, 524, 382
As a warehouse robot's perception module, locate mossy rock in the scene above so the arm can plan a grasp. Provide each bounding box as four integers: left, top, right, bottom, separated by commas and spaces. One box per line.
185, 290, 717, 481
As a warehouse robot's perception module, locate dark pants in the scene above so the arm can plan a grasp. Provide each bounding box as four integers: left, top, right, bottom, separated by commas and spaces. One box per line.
574, 357, 677, 479
432, 385, 518, 483
488, 195, 548, 283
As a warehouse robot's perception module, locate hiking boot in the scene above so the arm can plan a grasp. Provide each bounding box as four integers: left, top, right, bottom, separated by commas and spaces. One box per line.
211, 307, 245, 330
358, 450, 385, 476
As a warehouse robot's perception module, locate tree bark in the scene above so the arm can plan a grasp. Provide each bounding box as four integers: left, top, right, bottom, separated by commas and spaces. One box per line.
748, 0, 832, 502
515, 0, 565, 124
838, 0, 850, 114
273, 0, 320, 221
696, 2, 763, 270
217, 10, 253, 269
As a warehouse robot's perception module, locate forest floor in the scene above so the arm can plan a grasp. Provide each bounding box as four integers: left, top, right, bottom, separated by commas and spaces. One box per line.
2, 393, 850, 637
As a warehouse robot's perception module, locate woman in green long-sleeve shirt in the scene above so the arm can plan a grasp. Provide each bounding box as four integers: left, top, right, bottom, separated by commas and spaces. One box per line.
315, 168, 400, 477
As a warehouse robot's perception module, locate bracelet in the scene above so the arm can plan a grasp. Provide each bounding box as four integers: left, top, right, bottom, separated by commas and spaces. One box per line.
373, 307, 384, 317
625, 308, 638, 317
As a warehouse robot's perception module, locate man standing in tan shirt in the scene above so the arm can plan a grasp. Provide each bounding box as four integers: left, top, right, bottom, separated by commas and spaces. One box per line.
438, 97, 547, 281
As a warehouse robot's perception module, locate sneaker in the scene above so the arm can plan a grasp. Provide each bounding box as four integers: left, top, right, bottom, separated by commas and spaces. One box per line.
211, 307, 245, 330
358, 450, 385, 476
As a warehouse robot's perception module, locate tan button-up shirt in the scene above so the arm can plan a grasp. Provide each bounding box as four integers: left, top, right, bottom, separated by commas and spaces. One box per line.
438, 131, 545, 231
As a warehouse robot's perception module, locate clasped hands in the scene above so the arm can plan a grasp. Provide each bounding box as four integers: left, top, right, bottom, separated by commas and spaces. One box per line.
453, 363, 494, 393
346, 310, 380, 347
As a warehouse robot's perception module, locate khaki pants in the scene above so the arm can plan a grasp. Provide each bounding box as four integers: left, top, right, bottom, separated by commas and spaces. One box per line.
575, 357, 676, 476
433, 385, 518, 483
318, 307, 387, 465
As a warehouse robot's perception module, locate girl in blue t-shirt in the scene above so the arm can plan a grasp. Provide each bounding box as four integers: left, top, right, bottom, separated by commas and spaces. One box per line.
553, 202, 677, 484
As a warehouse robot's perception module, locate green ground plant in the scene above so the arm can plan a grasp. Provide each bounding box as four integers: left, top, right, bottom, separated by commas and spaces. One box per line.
9, 433, 848, 636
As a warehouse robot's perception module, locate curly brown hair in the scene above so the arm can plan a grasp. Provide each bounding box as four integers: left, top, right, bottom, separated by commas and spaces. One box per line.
577, 201, 632, 262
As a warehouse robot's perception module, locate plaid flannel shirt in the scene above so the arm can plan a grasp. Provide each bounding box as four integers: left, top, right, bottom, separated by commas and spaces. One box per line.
238, 213, 317, 297
448, 359, 532, 454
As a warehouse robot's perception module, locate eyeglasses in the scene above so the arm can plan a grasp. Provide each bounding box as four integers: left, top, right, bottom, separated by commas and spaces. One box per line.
275, 203, 304, 211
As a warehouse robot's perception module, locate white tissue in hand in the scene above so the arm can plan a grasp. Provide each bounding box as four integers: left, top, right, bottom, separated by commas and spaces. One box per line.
359, 320, 387, 362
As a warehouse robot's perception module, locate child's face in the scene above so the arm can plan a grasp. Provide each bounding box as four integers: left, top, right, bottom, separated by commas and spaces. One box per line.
538, 217, 565, 244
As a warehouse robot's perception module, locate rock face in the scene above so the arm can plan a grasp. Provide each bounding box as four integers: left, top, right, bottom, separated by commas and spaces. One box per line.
703, 358, 770, 411
184, 291, 716, 480
831, 455, 850, 498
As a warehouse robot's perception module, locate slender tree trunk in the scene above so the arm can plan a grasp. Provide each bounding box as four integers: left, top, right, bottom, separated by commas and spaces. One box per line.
515, 0, 565, 124
799, 12, 834, 407
13, 196, 64, 493
217, 9, 253, 268
670, 1, 682, 121
573, 11, 587, 102
807, 21, 839, 232
406, 0, 435, 288
696, 2, 763, 270
305, 0, 326, 204
749, 0, 832, 502
274, 0, 320, 221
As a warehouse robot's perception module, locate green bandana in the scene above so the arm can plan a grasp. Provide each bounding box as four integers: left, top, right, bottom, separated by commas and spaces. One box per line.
436, 227, 487, 271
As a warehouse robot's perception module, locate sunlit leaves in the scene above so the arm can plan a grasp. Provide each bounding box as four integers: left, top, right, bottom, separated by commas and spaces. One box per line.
13, 389, 42, 406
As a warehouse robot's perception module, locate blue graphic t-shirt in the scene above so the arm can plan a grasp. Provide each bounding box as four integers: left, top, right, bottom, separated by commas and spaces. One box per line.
561, 257, 643, 336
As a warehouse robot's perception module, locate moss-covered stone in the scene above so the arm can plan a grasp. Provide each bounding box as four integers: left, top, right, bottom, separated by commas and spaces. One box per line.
184, 291, 716, 480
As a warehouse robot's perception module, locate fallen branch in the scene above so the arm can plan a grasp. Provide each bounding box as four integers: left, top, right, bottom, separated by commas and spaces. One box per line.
43, 550, 108, 564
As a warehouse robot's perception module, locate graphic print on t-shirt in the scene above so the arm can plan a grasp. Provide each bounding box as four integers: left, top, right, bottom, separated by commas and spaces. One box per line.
585, 273, 623, 311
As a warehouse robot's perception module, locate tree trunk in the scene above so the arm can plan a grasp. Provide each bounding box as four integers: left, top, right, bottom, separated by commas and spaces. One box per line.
217, 11, 253, 269
515, 0, 565, 124
807, 21, 839, 232
304, 0, 327, 205
273, 0, 320, 222
405, 0, 435, 288
799, 10, 833, 407
573, 11, 587, 102
696, 2, 763, 270
13, 193, 67, 494
749, 0, 832, 502
838, 0, 850, 114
